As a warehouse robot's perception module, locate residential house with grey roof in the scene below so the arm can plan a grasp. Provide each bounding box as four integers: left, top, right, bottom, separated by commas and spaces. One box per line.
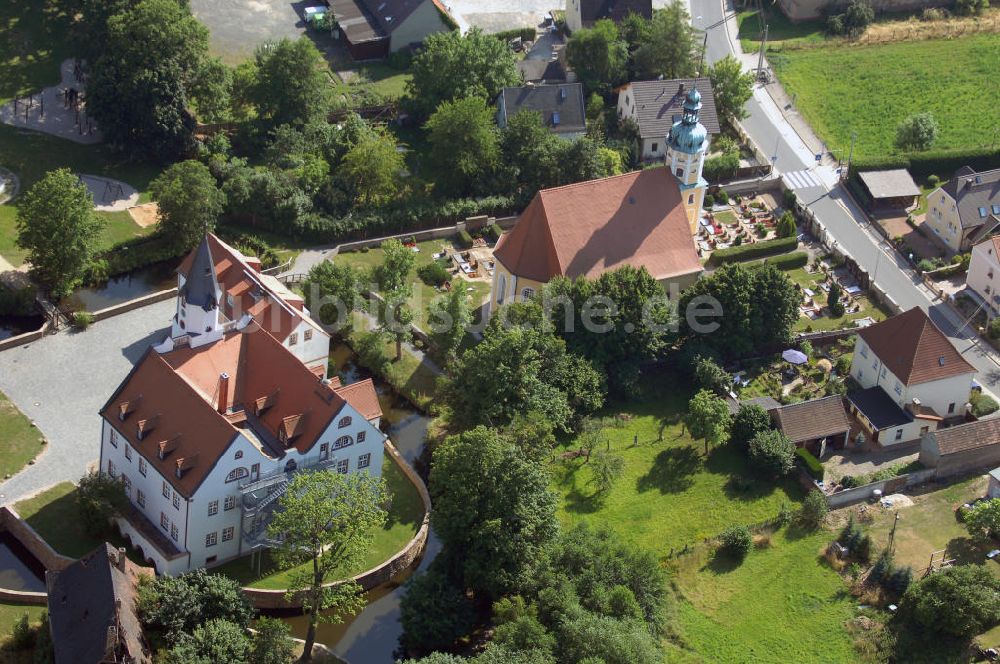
566, 0, 651, 32
920, 417, 1000, 478
497, 83, 587, 139
924, 165, 1000, 253
616, 78, 720, 161
330, 0, 454, 60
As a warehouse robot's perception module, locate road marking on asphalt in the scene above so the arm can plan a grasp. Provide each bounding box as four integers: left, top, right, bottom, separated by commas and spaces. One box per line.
781, 169, 822, 190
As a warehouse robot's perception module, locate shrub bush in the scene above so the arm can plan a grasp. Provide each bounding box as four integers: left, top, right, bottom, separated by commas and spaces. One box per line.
0, 284, 35, 316
719, 525, 753, 561
761, 251, 809, 270
748, 430, 796, 478
850, 146, 1000, 181
927, 174, 940, 187
835, 355, 852, 375
486, 223, 502, 242
796, 447, 824, 480
457, 229, 474, 248
417, 261, 451, 287
840, 474, 857, 488
917, 259, 936, 273
715, 188, 729, 204
704, 152, 740, 182
955, 0, 989, 15
989, 316, 1000, 340
783, 189, 798, 209
10, 613, 36, 650
704, 193, 716, 209
971, 392, 999, 417
712, 236, 798, 265
491, 27, 538, 43
72, 311, 95, 329
799, 490, 828, 529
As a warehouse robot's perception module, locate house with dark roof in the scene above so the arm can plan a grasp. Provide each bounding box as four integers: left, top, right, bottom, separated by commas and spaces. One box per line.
920, 418, 1000, 479
497, 83, 586, 138
924, 166, 1000, 253
99, 238, 386, 575
566, 0, 651, 33
771, 396, 852, 455
46, 543, 153, 664
847, 307, 975, 446
616, 78, 720, 161
517, 55, 567, 84
489, 167, 702, 317
329, 0, 454, 60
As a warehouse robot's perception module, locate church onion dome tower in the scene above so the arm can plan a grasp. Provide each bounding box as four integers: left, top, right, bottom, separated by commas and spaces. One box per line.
666, 85, 710, 234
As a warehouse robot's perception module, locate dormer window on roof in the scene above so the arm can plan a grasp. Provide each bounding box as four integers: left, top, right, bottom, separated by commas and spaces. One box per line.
118, 396, 141, 421
136, 414, 159, 440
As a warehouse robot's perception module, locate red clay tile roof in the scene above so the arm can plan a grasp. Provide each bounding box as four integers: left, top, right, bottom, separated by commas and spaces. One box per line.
102, 327, 347, 497
928, 417, 1000, 456
772, 396, 851, 444
177, 235, 325, 344
858, 307, 975, 386
333, 378, 382, 421
493, 168, 701, 283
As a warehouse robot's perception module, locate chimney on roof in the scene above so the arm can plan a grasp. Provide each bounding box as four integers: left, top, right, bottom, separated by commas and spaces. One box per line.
116, 548, 127, 572
678, 82, 685, 95
218, 372, 230, 414
904, 398, 922, 416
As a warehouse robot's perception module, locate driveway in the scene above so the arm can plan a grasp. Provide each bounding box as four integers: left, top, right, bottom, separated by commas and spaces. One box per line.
0, 299, 175, 504
190, 0, 313, 63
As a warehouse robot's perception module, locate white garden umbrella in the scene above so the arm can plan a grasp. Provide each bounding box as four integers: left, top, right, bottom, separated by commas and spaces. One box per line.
782, 349, 808, 365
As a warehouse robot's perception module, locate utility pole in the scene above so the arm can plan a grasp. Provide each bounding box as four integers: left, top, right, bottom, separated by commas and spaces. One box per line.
699, 31, 708, 76
888, 512, 900, 557
756, 24, 769, 79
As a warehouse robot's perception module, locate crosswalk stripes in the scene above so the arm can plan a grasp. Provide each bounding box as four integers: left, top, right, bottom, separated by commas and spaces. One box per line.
782, 169, 822, 190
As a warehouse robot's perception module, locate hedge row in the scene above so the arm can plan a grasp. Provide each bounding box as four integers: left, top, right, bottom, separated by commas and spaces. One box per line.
93, 234, 185, 279
849, 146, 1000, 180
491, 27, 537, 43
711, 236, 798, 265
762, 251, 809, 270
796, 447, 824, 480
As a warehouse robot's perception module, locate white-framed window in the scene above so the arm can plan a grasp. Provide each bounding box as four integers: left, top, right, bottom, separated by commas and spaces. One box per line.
162, 481, 170, 499
222, 527, 234, 542
358, 453, 371, 469
160, 512, 169, 530
208, 500, 219, 516
289, 333, 298, 346
124, 444, 132, 461
172, 493, 180, 510
335, 435, 353, 450
139, 458, 147, 477
205, 532, 218, 547
137, 489, 146, 508
880, 366, 887, 378
107, 459, 116, 477
234, 450, 243, 460
224, 495, 237, 511
122, 475, 131, 496
226, 468, 248, 483
320, 442, 329, 461
894, 381, 902, 395
338, 416, 352, 429
894, 429, 903, 441
110, 429, 118, 448
676, 167, 684, 178
357, 431, 366, 444
304, 329, 313, 341
337, 459, 349, 474
872, 360, 877, 371
171, 524, 179, 541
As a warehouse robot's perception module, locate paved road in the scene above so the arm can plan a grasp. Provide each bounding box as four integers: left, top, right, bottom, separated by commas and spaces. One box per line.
0, 300, 176, 504
692, 0, 1000, 391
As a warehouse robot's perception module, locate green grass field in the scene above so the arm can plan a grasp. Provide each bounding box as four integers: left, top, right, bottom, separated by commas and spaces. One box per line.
0, 392, 43, 479
770, 34, 1000, 161
737, 9, 827, 52
345, 317, 441, 412
214, 454, 425, 589
551, 376, 804, 554
672, 527, 857, 662
13, 482, 140, 562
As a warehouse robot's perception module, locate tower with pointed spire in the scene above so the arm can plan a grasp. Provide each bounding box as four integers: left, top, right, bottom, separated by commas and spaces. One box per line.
666, 85, 710, 234
171, 236, 223, 339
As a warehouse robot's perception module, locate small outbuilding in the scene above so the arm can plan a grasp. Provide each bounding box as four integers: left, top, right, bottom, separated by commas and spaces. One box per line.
497, 83, 587, 138
771, 395, 852, 456
920, 418, 1000, 479
857, 169, 921, 211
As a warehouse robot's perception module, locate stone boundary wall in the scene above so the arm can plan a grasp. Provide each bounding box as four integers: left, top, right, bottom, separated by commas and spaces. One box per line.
242, 437, 432, 609
825, 467, 937, 509
0, 321, 51, 353
0, 505, 75, 605
0, 587, 46, 604
90, 288, 178, 322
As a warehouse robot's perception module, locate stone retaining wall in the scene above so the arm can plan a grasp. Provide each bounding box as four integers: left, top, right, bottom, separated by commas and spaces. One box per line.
825, 467, 937, 509
90, 288, 178, 322
242, 438, 431, 609
0, 321, 50, 353
0, 506, 74, 573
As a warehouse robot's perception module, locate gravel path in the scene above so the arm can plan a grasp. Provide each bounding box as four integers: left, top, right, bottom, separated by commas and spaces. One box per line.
0, 300, 175, 504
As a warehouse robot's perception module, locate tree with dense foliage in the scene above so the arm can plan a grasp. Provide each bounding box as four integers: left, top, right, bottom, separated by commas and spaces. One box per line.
406, 29, 520, 118
565, 20, 628, 94
150, 160, 226, 253
375, 238, 417, 292
501, 111, 563, 194
964, 498, 1000, 543
189, 56, 233, 123
719, 525, 753, 561
680, 263, 799, 359
827, 281, 845, 317
340, 130, 404, 208
399, 558, 475, 653
268, 470, 388, 662
428, 286, 472, 361
304, 262, 365, 329
445, 304, 605, 431
542, 266, 673, 395
709, 55, 755, 126
380, 286, 415, 361
633, 3, 698, 80
776, 211, 797, 238
425, 96, 500, 197
16, 169, 105, 297
138, 569, 254, 646
251, 38, 331, 127
590, 449, 626, 494
730, 403, 772, 451
76, 471, 127, 536
902, 564, 1000, 638
748, 429, 796, 477
694, 355, 730, 395
955, 0, 990, 15
798, 489, 829, 530
87, 0, 209, 158
895, 112, 939, 152
165, 618, 251, 664
250, 618, 296, 664
686, 389, 732, 454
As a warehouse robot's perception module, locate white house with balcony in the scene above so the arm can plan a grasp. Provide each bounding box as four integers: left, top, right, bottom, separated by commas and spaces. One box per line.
846, 307, 975, 446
